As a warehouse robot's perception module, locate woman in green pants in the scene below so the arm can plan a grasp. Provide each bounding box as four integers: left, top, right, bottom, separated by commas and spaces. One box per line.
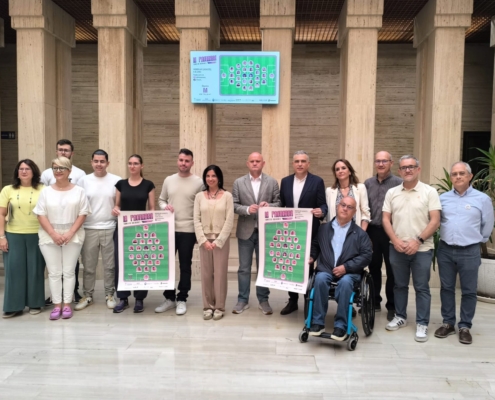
0, 159, 45, 318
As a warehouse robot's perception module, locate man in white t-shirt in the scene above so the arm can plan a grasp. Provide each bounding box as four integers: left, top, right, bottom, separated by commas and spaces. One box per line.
75, 149, 122, 310
155, 149, 203, 316
41, 139, 87, 305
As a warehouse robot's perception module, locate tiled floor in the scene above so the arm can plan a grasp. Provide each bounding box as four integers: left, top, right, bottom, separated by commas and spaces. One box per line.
0, 279, 494, 399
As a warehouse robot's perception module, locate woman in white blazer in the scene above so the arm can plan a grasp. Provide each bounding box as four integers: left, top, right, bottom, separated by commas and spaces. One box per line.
326, 159, 370, 230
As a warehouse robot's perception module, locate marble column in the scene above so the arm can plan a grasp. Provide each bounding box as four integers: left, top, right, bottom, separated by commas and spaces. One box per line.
92, 0, 147, 179
260, 0, 295, 182
176, 0, 220, 175
413, 0, 473, 184
337, 0, 383, 180
9, 0, 75, 169
491, 17, 495, 145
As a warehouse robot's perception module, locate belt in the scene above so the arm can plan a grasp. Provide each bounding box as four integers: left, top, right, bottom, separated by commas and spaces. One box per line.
440, 240, 479, 249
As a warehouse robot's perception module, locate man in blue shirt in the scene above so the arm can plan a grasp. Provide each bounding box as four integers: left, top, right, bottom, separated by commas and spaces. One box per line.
435, 161, 494, 345
308, 196, 372, 341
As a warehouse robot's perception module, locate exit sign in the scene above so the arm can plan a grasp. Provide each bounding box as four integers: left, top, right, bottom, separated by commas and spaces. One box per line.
1, 131, 15, 140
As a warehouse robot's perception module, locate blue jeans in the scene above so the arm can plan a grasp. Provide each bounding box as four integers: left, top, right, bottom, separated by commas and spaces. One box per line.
237, 230, 269, 303
312, 271, 361, 330
389, 246, 432, 325
437, 241, 481, 329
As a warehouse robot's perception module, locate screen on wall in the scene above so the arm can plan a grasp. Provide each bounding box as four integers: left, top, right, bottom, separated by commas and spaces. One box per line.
190, 51, 280, 104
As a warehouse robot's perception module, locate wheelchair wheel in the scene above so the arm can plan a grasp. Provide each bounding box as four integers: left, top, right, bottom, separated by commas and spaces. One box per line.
299, 330, 309, 343
303, 272, 316, 320
347, 332, 358, 351
360, 271, 375, 337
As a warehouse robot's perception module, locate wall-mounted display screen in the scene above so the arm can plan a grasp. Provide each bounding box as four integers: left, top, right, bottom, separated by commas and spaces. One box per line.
191, 51, 280, 104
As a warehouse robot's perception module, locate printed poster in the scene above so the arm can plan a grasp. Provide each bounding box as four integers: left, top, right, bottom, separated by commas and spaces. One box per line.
117, 211, 175, 291
256, 207, 313, 294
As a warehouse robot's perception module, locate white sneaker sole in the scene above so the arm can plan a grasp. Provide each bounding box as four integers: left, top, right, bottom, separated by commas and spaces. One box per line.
155, 304, 176, 313
415, 335, 428, 342
74, 303, 92, 311
258, 305, 273, 315
232, 304, 250, 314
386, 322, 407, 331
176, 307, 187, 315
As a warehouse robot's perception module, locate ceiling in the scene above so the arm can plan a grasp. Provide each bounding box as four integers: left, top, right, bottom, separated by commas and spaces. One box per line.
0, 0, 494, 44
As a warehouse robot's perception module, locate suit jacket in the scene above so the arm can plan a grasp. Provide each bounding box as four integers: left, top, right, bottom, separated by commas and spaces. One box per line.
280, 172, 328, 240
325, 183, 371, 224
233, 173, 281, 240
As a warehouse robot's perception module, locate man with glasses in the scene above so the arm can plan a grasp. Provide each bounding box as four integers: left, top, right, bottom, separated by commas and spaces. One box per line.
364, 151, 402, 321
308, 196, 372, 340
40, 139, 87, 304
382, 155, 441, 342
434, 162, 493, 345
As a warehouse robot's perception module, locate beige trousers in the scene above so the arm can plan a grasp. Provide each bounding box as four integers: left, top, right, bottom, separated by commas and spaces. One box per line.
199, 239, 230, 311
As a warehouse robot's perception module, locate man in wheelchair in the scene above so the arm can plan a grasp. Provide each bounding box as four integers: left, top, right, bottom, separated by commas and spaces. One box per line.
308, 196, 372, 340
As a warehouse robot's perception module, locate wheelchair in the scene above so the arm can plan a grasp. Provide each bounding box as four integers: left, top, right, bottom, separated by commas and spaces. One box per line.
298, 268, 375, 351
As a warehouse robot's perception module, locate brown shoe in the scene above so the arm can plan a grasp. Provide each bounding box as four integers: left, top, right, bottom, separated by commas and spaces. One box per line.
434, 323, 455, 338
459, 328, 472, 345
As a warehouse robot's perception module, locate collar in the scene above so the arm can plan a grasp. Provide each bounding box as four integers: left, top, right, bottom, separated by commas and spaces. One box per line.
453, 185, 473, 197
401, 180, 421, 191
295, 174, 308, 183
375, 173, 393, 183
249, 173, 262, 182
331, 217, 352, 230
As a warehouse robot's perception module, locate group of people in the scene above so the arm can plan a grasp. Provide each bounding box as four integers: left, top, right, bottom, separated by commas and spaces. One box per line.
1, 141, 492, 345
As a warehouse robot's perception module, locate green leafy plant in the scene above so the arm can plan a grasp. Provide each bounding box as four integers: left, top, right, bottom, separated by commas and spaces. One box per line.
431, 168, 453, 270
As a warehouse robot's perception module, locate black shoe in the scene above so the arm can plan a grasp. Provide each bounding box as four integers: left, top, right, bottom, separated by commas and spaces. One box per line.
387, 309, 395, 322
113, 299, 129, 313
280, 300, 298, 315
2, 311, 23, 319
45, 297, 53, 306
331, 327, 348, 341
73, 290, 82, 304
309, 324, 325, 336
134, 300, 144, 313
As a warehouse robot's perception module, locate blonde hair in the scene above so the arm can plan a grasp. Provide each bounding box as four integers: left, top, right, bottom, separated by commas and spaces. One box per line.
52, 156, 72, 171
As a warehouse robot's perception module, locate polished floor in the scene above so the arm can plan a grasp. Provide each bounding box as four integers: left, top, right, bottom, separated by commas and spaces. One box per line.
0, 278, 494, 400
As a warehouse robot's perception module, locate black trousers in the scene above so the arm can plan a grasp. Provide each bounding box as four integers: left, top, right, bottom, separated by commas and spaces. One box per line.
163, 232, 196, 302
113, 228, 148, 300
367, 225, 395, 310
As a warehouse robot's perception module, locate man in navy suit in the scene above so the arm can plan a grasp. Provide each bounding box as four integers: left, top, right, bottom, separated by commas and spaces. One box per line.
279, 150, 328, 315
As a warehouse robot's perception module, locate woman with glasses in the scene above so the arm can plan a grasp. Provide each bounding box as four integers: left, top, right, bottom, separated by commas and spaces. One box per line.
0, 160, 45, 318
326, 159, 370, 230
111, 154, 155, 314
33, 157, 91, 320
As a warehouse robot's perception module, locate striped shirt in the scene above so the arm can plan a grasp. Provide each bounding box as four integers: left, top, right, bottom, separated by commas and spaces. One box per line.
364, 173, 402, 227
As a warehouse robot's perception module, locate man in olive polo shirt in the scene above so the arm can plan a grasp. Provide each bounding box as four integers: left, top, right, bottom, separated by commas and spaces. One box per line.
382, 155, 441, 343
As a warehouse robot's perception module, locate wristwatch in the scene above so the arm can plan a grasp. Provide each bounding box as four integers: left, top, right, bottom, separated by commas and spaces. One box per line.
417, 236, 424, 244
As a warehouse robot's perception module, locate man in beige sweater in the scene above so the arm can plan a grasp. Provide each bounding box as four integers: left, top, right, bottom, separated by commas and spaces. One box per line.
155, 149, 204, 315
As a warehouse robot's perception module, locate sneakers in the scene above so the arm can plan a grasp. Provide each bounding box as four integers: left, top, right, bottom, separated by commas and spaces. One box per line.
459, 327, 473, 345
75, 297, 93, 311
176, 301, 187, 315
62, 306, 73, 319
29, 308, 41, 315
155, 299, 176, 313
386, 315, 407, 331
50, 307, 62, 320
213, 309, 224, 321
280, 300, 298, 315
203, 309, 213, 320
45, 297, 53, 306
113, 299, 129, 313
415, 324, 428, 342
258, 301, 273, 315
232, 302, 249, 314
309, 324, 325, 336
434, 323, 455, 338
106, 295, 117, 309
73, 290, 82, 304
2, 311, 22, 319
134, 300, 144, 313
331, 327, 348, 341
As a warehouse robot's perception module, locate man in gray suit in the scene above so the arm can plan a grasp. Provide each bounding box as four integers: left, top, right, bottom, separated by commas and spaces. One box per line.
232, 152, 281, 315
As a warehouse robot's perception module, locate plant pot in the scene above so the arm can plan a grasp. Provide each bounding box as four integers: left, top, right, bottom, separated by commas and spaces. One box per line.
477, 257, 495, 303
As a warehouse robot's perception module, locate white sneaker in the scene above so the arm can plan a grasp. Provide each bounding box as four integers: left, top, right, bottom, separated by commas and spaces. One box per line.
106, 295, 117, 309
386, 315, 407, 331
155, 299, 176, 313
176, 301, 187, 315
415, 324, 428, 342
74, 297, 93, 311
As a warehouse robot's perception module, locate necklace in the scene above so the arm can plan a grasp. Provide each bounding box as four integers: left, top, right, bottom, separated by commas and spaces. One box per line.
208, 189, 219, 199
16, 189, 33, 216
208, 198, 218, 230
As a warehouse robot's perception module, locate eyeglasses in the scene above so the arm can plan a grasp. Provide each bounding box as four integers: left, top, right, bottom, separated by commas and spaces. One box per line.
18, 168, 32, 172
450, 172, 469, 177
398, 165, 418, 171
52, 167, 68, 172
57, 148, 72, 153
374, 160, 391, 165
338, 203, 355, 210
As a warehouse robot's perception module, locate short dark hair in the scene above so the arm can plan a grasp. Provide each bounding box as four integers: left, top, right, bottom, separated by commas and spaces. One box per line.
57, 139, 74, 151
92, 149, 109, 161
202, 165, 224, 191
12, 159, 41, 190
179, 148, 193, 158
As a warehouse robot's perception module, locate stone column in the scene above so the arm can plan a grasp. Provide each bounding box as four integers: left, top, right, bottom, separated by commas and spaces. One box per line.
92, 0, 147, 179
175, 0, 220, 175
10, 0, 75, 169
0, 17, 3, 188
260, 0, 295, 182
491, 17, 495, 145
413, 0, 473, 184
337, 0, 383, 180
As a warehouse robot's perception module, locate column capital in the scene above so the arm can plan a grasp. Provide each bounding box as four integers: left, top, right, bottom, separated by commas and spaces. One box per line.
338, 0, 383, 48
260, 0, 295, 30
413, 0, 473, 48
0, 18, 4, 47
490, 16, 495, 48
9, 0, 75, 47
175, 0, 220, 48
92, 0, 147, 47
